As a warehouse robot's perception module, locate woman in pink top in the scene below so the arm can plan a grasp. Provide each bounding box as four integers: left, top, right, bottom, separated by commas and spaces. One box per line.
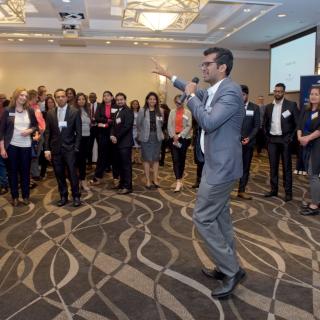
28, 89, 46, 182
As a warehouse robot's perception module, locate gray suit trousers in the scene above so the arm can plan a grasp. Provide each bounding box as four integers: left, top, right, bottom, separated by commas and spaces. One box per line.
193, 178, 239, 277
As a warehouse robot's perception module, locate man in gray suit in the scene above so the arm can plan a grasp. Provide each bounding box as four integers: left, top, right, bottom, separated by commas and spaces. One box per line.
152, 47, 246, 298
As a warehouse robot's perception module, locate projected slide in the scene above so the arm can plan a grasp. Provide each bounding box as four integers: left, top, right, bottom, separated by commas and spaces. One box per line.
270, 31, 316, 92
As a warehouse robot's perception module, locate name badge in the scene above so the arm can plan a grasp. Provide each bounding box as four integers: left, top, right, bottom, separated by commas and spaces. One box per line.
116, 117, 121, 124
111, 108, 118, 113
9, 113, 15, 117
311, 112, 318, 120
59, 121, 67, 128
246, 110, 254, 116
282, 110, 291, 118
156, 116, 163, 121
183, 114, 189, 120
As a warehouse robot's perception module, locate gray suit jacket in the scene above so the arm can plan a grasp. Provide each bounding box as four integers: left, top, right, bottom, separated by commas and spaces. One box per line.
174, 77, 245, 185
136, 108, 164, 142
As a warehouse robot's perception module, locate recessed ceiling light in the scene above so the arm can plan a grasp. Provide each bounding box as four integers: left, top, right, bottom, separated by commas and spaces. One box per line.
7, 39, 14, 41
277, 13, 287, 18
18, 38, 24, 42
62, 0, 71, 2
105, 41, 111, 44
133, 42, 138, 45
219, 27, 225, 30
243, 8, 251, 13
48, 39, 54, 42
143, 42, 149, 45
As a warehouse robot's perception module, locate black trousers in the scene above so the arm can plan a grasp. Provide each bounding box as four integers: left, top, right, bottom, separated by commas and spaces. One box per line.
256, 129, 266, 153
6, 145, 32, 199
170, 138, 191, 180
95, 128, 112, 179
77, 136, 90, 180
88, 126, 98, 165
160, 138, 169, 165
238, 145, 254, 192
116, 147, 132, 190
267, 136, 292, 195
111, 143, 120, 180
52, 150, 80, 199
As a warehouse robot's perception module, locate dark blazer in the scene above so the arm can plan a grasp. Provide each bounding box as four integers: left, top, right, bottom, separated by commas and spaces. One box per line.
111, 106, 134, 149
264, 98, 299, 141
44, 105, 81, 154
94, 103, 115, 127
241, 102, 260, 146
298, 109, 320, 174
0, 106, 38, 150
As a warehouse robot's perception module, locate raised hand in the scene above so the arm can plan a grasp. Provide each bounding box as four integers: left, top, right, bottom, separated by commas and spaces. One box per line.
151, 57, 172, 79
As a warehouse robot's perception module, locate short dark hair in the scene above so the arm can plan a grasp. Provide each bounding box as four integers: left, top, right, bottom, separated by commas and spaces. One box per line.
54, 88, 66, 98
203, 47, 233, 76
241, 85, 249, 95
275, 83, 286, 91
115, 92, 127, 100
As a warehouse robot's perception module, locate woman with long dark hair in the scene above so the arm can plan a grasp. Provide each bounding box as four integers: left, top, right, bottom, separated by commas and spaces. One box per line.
0, 88, 38, 206
75, 92, 91, 191
298, 85, 320, 215
137, 92, 164, 189
90, 90, 115, 185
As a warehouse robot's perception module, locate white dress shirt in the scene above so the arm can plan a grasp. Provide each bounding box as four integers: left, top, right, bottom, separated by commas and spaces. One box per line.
200, 79, 225, 153
58, 104, 68, 131
270, 99, 283, 136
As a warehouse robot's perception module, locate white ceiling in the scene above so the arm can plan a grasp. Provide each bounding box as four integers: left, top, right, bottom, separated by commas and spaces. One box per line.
0, 0, 319, 52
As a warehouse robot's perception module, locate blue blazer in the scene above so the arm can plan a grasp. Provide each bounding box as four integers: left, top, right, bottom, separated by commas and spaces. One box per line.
174, 77, 244, 185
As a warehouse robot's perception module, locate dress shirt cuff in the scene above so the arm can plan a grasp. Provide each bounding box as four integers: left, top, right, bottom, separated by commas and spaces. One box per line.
171, 75, 177, 83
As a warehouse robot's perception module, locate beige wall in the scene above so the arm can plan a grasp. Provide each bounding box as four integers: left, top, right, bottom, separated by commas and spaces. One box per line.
0, 51, 273, 107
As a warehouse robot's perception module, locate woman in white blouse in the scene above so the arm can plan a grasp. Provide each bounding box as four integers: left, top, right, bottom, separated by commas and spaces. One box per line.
0, 88, 38, 206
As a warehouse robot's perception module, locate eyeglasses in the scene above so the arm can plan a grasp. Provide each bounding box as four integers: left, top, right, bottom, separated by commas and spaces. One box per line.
199, 61, 217, 68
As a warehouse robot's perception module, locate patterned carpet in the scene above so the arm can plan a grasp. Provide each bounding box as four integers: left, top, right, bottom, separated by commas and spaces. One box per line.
0, 151, 319, 320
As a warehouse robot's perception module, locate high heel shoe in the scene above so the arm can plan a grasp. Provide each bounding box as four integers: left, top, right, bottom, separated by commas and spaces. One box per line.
152, 181, 160, 188
81, 180, 90, 191
174, 181, 183, 192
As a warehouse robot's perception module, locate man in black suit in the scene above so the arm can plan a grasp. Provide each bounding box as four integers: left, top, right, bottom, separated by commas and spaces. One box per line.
88, 92, 98, 167
264, 83, 299, 202
44, 88, 82, 207
238, 85, 260, 200
110, 92, 134, 194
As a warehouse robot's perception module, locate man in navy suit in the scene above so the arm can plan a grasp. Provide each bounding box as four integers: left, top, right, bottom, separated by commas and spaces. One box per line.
44, 89, 82, 207
237, 85, 260, 200
152, 47, 246, 298
263, 83, 299, 202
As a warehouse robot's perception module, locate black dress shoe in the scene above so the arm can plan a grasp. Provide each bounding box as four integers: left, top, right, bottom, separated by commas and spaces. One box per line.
284, 194, 292, 202
118, 188, 132, 195
57, 197, 68, 207
211, 267, 246, 298
264, 191, 278, 197
300, 207, 319, 216
73, 197, 81, 207
202, 267, 226, 280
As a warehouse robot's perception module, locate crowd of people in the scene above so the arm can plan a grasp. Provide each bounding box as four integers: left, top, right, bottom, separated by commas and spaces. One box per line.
0, 46, 319, 299
0, 68, 319, 214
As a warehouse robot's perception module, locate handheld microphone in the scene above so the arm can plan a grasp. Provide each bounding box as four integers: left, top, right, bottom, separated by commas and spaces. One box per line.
179, 77, 200, 104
